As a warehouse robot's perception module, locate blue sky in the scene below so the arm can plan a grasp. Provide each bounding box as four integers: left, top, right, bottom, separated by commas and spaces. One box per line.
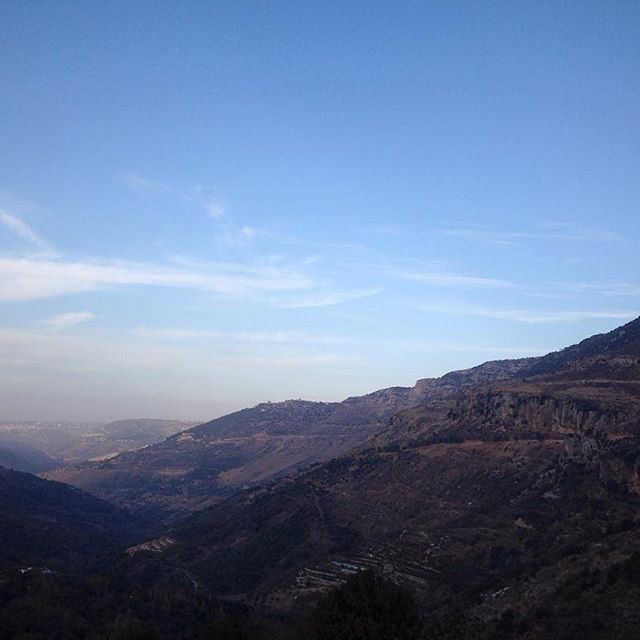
1, 1, 639, 421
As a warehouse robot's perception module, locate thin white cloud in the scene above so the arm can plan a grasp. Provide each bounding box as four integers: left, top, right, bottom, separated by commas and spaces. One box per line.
384, 338, 549, 356
124, 173, 270, 247
0, 257, 314, 302
44, 311, 94, 331
194, 352, 360, 367
382, 268, 513, 289
557, 282, 640, 297
0, 327, 178, 374
124, 173, 227, 218
537, 222, 621, 242
185, 184, 228, 220
240, 226, 264, 239
213, 220, 269, 248
137, 326, 547, 357
123, 173, 188, 200
0, 210, 48, 248
202, 198, 226, 220
361, 225, 406, 237
0, 327, 356, 376
422, 303, 636, 324
441, 222, 620, 245
278, 288, 380, 309
136, 327, 350, 345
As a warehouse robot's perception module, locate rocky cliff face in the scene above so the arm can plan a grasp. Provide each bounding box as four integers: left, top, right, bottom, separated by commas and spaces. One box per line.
380, 383, 640, 447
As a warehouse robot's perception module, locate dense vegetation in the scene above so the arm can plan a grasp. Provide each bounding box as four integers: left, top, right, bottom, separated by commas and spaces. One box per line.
0, 568, 483, 640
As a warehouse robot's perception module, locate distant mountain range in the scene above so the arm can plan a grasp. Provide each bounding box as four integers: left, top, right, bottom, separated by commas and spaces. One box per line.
0, 418, 195, 467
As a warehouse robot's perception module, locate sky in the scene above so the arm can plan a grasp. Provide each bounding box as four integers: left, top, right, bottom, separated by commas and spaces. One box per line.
1, 1, 639, 422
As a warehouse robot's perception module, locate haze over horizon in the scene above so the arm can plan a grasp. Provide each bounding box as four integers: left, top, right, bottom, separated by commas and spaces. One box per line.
1, 2, 639, 422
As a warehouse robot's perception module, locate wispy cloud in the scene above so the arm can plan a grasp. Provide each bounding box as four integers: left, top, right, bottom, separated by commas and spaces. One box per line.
124, 173, 261, 246
125, 173, 228, 219
537, 222, 621, 242
381, 268, 513, 289
556, 282, 640, 297
0, 326, 356, 377
44, 311, 95, 330
0, 257, 314, 302
360, 225, 406, 237
0, 326, 179, 375
421, 303, 636, 324
123, 174, 187, 200
0, 256, 376, 310
277, 288, 380, 309
200, 195, 226, 220
0, 210, 48, 249
136, 326, 350, 345
383, 338, 549, 356
137, 326, 548, 357
441, 222, 620, 245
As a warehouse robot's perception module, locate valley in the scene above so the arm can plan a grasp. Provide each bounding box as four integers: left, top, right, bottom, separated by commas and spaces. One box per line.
43, 358, 538, 520
0, 418, 195, 473
5, 318, 640, 639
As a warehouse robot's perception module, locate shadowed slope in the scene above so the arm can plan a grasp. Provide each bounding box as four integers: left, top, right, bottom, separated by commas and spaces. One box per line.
0, 466, 146, 569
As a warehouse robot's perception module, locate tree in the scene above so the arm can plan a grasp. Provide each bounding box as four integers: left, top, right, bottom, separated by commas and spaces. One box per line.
308, 571, 422, 640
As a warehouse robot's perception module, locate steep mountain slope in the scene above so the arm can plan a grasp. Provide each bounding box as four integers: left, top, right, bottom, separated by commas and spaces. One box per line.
0, 466, 146, 570
44, 357, 537, 520
145, 317, 640, 638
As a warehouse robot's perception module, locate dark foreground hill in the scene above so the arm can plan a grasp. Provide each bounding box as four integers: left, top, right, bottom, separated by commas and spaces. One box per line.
44, 357, 537, 520
0, 466, 146, 570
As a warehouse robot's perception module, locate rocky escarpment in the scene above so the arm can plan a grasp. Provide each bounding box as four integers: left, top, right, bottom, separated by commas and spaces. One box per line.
376, 375, 640, 497
380, 385, 640, 447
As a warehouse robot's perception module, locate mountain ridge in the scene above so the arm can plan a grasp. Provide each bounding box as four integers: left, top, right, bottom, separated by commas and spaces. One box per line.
135, 315, 640, 639
43, 355, 539, 520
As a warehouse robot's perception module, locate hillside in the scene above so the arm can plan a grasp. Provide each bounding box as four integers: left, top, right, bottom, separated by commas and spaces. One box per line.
136, 317, 640, 638
44, 357, 537, 520
0, 439, 58, 473
0, 466, 146, 570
